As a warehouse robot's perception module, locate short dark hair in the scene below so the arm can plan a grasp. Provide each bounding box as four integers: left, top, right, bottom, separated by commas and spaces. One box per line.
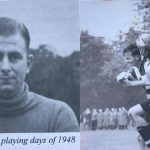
0, 17, 30, 50
123, 44, 140, 58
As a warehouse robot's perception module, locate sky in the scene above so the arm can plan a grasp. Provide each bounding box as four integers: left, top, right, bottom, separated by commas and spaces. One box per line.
0, 0, 80, 56
80, 0, 138, 41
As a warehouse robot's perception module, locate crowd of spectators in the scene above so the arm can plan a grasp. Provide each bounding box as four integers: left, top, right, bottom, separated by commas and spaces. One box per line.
80, 107, 135, 131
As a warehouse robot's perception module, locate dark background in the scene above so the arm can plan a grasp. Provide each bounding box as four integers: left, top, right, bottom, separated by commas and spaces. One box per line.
25, 45, 80, 122
80, 30, 145, 112
80, 0, 150, 112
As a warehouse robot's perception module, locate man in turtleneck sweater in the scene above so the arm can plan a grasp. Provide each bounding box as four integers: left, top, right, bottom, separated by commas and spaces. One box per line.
0, 17, 79, 132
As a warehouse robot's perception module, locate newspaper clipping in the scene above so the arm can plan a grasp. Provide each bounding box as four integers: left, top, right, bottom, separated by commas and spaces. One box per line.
0, 0, 80, 149
80, 0, 150, 150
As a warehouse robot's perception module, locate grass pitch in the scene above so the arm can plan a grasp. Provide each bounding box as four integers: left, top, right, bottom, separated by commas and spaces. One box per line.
81, 130, 141, 150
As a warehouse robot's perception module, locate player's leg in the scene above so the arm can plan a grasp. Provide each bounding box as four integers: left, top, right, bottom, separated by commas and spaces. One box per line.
128, 104, 148, 127
129, 101, 150, 149
137, 135, 148, 150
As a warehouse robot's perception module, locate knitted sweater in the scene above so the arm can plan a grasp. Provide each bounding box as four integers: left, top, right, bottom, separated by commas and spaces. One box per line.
0, 84, 79, 132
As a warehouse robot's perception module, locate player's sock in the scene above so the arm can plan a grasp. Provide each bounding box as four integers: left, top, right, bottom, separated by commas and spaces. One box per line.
137, 125, 150, 147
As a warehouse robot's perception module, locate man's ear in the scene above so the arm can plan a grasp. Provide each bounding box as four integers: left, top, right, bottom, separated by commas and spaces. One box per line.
26, 54, 34, 74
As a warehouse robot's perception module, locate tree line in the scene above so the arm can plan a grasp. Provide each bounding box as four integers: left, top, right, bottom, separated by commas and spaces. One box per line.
25, 44, 80, 121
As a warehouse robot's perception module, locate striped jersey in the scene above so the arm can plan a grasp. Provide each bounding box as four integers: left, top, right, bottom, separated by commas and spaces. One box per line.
143, 60, 150, 100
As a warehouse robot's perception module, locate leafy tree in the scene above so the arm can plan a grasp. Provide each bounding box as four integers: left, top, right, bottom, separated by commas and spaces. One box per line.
80, 30, 145, 111
26, 45, 80, 121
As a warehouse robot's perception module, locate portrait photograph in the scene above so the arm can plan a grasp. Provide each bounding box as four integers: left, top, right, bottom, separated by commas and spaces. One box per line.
0, 0, 80, 133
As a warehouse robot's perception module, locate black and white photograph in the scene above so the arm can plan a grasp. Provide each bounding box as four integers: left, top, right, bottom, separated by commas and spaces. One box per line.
80, 0, 150, 150
0, 0, 80, 133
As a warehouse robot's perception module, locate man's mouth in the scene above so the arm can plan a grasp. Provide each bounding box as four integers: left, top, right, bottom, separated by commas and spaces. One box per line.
0, 77, 16, 83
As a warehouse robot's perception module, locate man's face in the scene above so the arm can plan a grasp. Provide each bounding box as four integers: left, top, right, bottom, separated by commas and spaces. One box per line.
123, 52, 139, 65
0, 33, 31, 98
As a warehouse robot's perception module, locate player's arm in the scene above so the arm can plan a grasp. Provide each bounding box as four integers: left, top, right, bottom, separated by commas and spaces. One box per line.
117, 72, 133, 83
121, 75, 146, 87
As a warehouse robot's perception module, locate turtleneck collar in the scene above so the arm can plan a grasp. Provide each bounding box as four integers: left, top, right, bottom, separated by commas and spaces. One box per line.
0, 83, 37, 116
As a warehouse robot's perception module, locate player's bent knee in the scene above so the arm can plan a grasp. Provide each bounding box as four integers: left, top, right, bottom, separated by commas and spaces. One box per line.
128, 107, 137, 118
128, 104, 143, 117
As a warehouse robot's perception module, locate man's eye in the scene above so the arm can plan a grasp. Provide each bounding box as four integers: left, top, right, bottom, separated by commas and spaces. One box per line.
9, 53, 23, 62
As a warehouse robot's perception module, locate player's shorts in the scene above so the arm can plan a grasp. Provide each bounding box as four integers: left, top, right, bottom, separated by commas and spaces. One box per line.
140, 100, 150, 122
140, 100, 150, 114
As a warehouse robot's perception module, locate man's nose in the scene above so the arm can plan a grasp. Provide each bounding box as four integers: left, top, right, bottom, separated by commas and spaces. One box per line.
0, 56, 11, 74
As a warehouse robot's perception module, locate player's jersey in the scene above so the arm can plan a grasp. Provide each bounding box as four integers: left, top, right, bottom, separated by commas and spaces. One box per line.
143, 60, 150, 100
128, 66, 141, 80
145, 85, 150, 100
139, 57, 146, 75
